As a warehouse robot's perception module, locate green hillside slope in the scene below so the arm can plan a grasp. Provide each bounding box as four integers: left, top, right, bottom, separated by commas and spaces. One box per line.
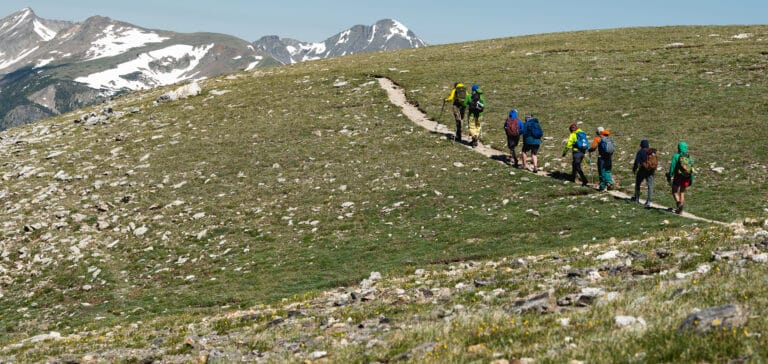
1, 25, 766, 362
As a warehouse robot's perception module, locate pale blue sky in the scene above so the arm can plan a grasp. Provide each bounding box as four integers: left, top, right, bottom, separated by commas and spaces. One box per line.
2, 1, 766, 45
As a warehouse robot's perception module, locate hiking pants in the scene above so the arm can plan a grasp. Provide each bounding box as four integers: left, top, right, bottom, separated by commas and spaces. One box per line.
452, 105, 466, 140
598, 157, 613, 189
571, 151, 588, 185
635, 171, 654, 203
468, 112, 482, 140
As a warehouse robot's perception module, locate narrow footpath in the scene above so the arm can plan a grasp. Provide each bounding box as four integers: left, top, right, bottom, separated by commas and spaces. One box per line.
377, 77, 728, 226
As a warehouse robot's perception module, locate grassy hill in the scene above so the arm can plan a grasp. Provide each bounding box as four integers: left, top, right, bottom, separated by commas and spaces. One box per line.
0, 25, 767, 362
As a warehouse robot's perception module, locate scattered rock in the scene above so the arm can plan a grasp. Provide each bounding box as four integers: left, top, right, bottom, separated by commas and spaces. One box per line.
615, 315, 647, 330
678, 304, 747, 333
509, 290, 556, 314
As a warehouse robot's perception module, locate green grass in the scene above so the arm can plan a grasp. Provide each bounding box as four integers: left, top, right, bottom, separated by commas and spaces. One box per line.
0, 25, 766, 361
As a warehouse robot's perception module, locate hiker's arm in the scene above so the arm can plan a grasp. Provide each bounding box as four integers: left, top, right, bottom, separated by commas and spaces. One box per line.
668, 154, 678, 179
444, 89, 455, 102
562, 133, 574, 156
588, 137, 599, 153
632, 152, 639, 174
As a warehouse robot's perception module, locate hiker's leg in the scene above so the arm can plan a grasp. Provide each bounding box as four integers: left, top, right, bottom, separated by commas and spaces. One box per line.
604, 158, 613, 187
570, 153, 579, 182
574, 152, 587, 185
520, 151, 527, 168
646, 174, 654, 204
453, 106, 462, 141
679, 185, 687, 206
476, 114, 483, 142
531, 145, 539, 171
597, 158, 606, 189
672, 184, 681, 206
634, 173, 643, 200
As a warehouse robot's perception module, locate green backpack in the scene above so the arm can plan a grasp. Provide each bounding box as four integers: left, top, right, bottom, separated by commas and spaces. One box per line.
677, 153, 694, 178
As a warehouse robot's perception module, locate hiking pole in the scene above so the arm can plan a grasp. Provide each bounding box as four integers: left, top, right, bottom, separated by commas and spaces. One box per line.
440, 100, 446, 121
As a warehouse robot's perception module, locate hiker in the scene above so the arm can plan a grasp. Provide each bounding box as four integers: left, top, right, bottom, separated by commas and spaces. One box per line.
588, 126, 614, 191
631, 139, 657, 207
666, 141, 695, 214
503, 109, 523, 167
520, 114, 543, 173
562, 123, 589, 186
444, 82, 468, 142
466, 84, 485, 147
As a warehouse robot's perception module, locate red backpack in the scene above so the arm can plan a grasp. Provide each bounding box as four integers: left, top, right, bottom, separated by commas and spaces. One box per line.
505, 117, 521, 136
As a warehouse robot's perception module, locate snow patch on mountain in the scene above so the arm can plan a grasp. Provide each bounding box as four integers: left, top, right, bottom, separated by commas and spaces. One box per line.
34, 57, 54, 68
336, 30, 351, 45
385, 20, 410, 41
0, 46, 38, 71
245, 56, 263, 71
1, 8, 31, 34
32, 19, 56, 41
85, 25, 169, 60
76, 43, 213, 92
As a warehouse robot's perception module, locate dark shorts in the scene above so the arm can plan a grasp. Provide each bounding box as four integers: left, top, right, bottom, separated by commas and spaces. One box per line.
522, 143, 539, 155
506, 135, 520, 150
674, 177, 691, 187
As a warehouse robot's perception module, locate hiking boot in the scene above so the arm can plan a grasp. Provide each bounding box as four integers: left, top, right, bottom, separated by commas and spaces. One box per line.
676, 203, 684, 214
606, 183, 613, 191
532, 168, 538, 173
630, 196, 639, 203
645, 201, 651, 208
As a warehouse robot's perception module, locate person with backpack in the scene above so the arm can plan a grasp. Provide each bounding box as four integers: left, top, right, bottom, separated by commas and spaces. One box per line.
444, 82, 468, 142
561, 123, 589, 186
520, 114, 543, 173
466, 84, 486, 147
631, 139, 657, 207
666, 141, 695, 214
503, 109, 524, 167
588, 126, 614, 191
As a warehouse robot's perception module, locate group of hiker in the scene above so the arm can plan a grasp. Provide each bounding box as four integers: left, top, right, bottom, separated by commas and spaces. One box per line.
444, 82, 696, 214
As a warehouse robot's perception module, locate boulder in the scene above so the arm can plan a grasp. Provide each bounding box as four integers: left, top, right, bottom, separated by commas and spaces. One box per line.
678, 304, 747, 333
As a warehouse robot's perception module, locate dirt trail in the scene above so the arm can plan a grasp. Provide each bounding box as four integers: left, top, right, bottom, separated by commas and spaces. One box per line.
377, 77, 728, 226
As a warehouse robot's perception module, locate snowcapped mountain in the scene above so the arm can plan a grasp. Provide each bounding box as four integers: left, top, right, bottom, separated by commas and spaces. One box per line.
0, 8, 276, 130
0, 9, 426, 130
253, 19, 427, 64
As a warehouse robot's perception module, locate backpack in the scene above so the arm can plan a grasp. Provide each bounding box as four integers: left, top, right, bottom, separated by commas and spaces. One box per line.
527, 120, 543, 138
454, 86, 466, 106
677, 153, 694, 178
505, 117, 521, 137
469, 92, 484, 113
575, 131, 589, 152
598, 136, 615, 156
642, 148, 658, 171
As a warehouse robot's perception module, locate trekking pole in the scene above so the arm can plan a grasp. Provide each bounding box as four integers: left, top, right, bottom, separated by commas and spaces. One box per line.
440, 100, 446, 121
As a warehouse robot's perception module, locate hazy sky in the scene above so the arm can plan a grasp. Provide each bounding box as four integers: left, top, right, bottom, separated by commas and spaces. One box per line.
2, 0, 766, 45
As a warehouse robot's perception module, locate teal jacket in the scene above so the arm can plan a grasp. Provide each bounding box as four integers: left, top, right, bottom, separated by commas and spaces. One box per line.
669, 141, 695, 182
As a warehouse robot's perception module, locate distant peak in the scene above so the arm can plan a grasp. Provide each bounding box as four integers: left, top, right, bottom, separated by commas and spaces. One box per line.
14, 7, 35, 19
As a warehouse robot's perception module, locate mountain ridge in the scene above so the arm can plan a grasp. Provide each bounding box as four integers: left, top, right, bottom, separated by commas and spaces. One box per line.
253, 18, 426, 64
0, 8, 425, 130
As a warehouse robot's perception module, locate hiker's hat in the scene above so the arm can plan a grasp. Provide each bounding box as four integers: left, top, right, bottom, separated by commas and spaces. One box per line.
597, 126, 604, 134
569, 123, 578, 132
471, 84, 479, 92
509, 109, 518, 119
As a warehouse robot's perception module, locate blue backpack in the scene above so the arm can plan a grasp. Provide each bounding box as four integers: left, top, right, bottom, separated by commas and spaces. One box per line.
575, 131, 589, 151
526, 119, 543, 138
